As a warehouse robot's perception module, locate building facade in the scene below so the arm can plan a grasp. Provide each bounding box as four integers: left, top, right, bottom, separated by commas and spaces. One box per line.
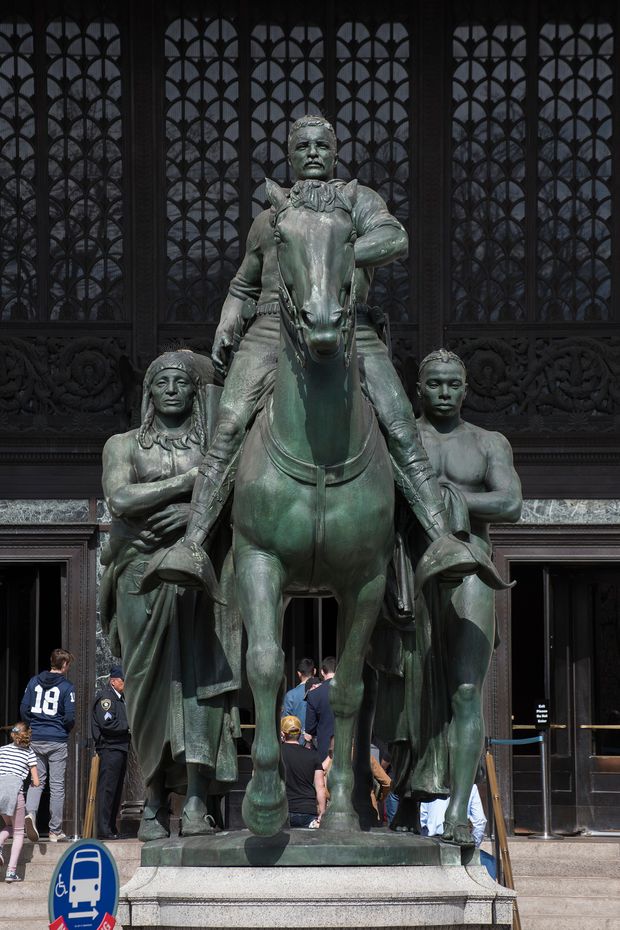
1, 0, 619, 833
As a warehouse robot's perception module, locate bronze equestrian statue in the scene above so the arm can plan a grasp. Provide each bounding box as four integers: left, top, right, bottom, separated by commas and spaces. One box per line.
144, 115, 462, 594
141, 115, 510, 840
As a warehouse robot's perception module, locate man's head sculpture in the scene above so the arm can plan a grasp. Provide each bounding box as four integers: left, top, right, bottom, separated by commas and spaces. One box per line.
287, 114, 338, 182
139, 349, 212, 452
266, 177, 358, 367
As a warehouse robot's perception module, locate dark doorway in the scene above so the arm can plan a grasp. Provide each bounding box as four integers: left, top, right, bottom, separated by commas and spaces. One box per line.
0, 564, 63, 728
282, 598, 339, 694
0, 563, 64, 835
511, 562, 620, 833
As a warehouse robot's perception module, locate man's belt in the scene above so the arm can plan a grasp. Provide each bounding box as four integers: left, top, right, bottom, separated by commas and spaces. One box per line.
255, 301, 280, 316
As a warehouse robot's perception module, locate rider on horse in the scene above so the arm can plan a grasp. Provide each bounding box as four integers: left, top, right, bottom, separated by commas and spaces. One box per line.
148, 114, 457, 593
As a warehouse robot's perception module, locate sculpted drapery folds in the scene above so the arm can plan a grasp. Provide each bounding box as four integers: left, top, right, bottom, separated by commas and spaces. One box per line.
100, 350, 241, 841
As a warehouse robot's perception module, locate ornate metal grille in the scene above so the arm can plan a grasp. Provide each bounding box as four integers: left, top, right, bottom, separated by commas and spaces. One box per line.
165, 16, 240, 322
162, 6, 415, 325
537, 18, 613, 321
450, 4, 616, 325
336, 20, 412, 322
0, 12, 124, 322
0, 17, 38, 321
451, 20, 527, 323
46, 16, 124, 321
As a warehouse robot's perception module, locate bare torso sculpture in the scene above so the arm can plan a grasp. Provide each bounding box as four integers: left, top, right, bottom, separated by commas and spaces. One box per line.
416, 349, 522, 843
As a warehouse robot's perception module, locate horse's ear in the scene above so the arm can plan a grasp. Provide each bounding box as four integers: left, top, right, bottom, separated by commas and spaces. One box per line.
343, 179, 358, 205
265, 179, 288, 211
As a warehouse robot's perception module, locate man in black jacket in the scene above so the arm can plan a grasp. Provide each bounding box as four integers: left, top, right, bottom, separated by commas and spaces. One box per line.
304, 657, 337, 763
92, 664, 130, 840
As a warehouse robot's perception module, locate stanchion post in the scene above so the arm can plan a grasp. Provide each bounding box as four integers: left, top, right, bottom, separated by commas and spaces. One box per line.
72, 736, 81, 841
536, 728, 562, 840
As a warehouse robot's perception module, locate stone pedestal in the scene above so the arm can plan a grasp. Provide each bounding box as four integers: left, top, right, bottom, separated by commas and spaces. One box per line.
118, 831, 515, 929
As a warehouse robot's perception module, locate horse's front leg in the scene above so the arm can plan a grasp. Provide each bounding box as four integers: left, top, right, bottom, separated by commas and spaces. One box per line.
236, 545, 288, 837
352, 662, 380, 829
322, 573, 386, 833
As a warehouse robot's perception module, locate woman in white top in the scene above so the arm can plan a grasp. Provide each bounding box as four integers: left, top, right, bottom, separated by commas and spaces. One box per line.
0, 722, 40, 882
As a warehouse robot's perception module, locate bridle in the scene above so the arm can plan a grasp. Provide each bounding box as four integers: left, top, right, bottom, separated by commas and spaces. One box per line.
273, 197, 357, 369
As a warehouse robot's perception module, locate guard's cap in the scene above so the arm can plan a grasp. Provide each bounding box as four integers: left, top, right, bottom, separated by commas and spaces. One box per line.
110, 664, 124, 680
281, 715, 302, 737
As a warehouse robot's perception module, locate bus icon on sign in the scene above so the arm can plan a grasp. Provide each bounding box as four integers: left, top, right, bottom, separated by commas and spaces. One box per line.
69, 847, 102, 910
49, 840, 118, 930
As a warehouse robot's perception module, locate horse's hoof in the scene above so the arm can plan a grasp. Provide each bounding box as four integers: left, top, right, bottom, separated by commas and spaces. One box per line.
242, 781, 288, 837
442, 819, 475, 847
320, 810, 360, 833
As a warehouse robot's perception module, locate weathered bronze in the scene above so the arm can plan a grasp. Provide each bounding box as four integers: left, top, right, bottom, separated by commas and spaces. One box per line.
232, 177, 396, 836
100, 351, 241, 841
376, 349, 522, 844
138, 116, 514, 842
144, 115, 462, 595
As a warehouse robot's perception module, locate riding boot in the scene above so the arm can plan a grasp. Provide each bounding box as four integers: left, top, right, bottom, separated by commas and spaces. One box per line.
140, 455, 238, 600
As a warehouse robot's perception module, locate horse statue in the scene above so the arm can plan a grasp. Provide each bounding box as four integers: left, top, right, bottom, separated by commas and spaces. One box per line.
232, 178, 395, 836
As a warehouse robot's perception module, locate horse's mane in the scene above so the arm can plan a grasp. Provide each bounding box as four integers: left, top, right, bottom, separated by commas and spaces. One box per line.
288, 179, 353, 215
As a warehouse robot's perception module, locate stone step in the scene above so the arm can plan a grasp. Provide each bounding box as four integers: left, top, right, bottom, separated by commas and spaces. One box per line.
511, 856, 620, 878
514, 875, 620, 898
502, 838, 620, 860
518, 920, 620, 930
518, 893, 620, 918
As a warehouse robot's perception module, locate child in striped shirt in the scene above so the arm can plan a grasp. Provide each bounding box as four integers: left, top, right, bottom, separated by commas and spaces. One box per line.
0, 722, 40, 882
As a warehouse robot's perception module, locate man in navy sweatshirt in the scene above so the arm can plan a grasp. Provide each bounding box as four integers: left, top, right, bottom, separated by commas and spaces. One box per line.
20, 648, 76, 842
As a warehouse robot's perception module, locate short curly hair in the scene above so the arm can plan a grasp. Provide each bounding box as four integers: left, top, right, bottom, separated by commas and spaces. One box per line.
288, 114, 337, 152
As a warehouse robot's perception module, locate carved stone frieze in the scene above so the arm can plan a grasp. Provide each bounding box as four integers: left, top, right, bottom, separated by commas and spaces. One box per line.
0, 335, 130, 433
446, 334, 620, 433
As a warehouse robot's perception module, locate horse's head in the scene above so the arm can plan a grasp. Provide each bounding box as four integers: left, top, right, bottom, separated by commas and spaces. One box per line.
266, 178, 358, 366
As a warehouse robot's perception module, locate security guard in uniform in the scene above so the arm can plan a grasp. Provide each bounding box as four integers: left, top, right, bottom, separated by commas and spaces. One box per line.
91, 664, 130, 839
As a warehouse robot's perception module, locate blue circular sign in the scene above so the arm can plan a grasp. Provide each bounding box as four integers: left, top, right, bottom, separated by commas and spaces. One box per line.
48, 840, 119, 930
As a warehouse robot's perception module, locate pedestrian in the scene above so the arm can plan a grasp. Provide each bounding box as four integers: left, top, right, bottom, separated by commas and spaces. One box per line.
0, 722, 40, 882
282, 658, 316, 740
280, 716, 326, 828
92, 664, 130, 840
20, 648, 76, 842
420, 784, 487, 847
304, 657, 337, 763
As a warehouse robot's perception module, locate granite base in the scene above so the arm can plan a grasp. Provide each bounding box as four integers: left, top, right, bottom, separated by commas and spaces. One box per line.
118, 832, 515, 929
